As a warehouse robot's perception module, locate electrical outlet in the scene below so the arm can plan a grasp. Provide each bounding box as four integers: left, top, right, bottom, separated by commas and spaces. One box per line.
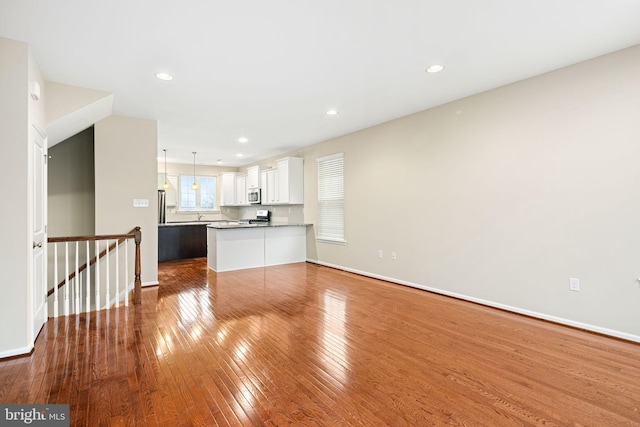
569, 277, 580, 291
391, 251, 397, 260
378, 250, 383, 259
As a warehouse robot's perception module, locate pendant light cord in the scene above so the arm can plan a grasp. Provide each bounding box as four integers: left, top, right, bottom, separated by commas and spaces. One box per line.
162, 149, 169, 189
192, 152, 198, 190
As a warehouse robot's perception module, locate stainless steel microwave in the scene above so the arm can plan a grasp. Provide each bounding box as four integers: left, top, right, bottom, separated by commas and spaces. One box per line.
248, 188, 261, 204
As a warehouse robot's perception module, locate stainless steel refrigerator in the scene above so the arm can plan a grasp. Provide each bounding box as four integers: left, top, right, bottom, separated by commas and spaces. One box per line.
158, 190, 166, 224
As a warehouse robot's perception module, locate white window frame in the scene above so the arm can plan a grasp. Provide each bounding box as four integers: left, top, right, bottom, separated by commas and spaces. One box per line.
316, 153, 345, 244
178, 175, 218, 212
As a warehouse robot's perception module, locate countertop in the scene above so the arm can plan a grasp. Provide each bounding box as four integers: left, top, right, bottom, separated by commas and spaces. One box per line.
159, 221, 212, 227
208, 222, 311, 229
159, 221, 311, 229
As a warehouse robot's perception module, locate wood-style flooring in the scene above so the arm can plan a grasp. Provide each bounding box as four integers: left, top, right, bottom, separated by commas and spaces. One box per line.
1, 258, 639, 426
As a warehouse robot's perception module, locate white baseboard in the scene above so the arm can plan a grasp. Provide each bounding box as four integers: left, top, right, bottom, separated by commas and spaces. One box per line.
142, 281, 159, 287
307, 258, 640, 344
0, 344, 33, 360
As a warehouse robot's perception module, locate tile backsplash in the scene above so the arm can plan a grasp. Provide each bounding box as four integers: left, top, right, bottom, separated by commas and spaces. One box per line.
163, 205, 304, 224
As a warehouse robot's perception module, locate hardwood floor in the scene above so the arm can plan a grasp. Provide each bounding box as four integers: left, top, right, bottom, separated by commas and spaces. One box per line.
1, 258, 639, 426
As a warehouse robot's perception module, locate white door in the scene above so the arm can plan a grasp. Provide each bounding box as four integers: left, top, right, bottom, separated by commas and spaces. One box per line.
32, 124, 47, 339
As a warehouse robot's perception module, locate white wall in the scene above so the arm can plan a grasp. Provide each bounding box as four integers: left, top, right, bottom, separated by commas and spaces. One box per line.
291, 45, 640, 341
46, 81, 113, 147
0, 38, 30, 356
95, 115, 158, 286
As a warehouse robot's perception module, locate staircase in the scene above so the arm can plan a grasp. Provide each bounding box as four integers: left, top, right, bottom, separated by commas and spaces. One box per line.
47, 227, 142, 317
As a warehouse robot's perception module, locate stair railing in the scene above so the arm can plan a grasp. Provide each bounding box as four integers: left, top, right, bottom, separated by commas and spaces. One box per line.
47, 227, 141, 317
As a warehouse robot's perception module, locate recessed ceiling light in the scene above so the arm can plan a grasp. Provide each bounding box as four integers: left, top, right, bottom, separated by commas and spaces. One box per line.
155, 72, 173, 81
326, 109, 338, 116
426, 65, 445, 73
238, 137, 249, 143
217, 159, 222, 164
236, 153, 243, 158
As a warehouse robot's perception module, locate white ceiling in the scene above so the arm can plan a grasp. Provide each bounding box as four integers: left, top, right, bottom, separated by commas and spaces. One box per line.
2, 0, 640, 166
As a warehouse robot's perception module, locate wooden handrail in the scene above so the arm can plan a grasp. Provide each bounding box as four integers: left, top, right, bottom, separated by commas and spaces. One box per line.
48, 232, 137, 243
47, 227, 142, 305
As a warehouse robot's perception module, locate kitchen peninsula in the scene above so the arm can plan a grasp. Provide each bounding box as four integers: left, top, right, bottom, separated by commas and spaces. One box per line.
207, 222, 309, 272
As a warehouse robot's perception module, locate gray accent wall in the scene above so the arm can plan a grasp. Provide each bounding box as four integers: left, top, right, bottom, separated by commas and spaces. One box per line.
48, 126, 95, 237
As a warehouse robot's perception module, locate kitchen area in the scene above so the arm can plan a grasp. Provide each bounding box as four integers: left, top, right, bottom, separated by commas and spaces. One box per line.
157, 156, 310, 272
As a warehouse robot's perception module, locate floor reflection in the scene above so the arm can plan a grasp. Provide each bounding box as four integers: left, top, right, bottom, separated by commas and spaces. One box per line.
321, 289, 349, 386
3, 259, 637, 425
153, 287, 215, 357
177, 289, 213, 325
154, 261, 352, 406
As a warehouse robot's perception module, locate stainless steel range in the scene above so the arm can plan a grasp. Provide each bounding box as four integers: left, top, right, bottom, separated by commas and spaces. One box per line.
249, 209, 271, 224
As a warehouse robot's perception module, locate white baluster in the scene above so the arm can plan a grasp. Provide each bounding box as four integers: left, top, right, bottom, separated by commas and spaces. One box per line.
105, 240, 110, 310
64, 242, 70, 316
53, 243, 59, 318
115, 240, 120, 307
95, 240, 101, 311
124, 240, 129, 307
86, 241, 91, 312
75, 241, 80, 313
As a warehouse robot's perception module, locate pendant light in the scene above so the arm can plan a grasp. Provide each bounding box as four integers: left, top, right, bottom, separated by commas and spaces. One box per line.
191, 152, 198, 190
162, 149, 170, 189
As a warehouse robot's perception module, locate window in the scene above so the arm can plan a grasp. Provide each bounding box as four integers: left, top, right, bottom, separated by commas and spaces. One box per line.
199, 177, 216, 209
179, 175, 217, 211
316, 153, 345, 243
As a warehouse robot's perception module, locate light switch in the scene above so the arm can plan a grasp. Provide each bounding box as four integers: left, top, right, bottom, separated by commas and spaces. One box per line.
133, 199, 149, 208
569, 277, 580, 291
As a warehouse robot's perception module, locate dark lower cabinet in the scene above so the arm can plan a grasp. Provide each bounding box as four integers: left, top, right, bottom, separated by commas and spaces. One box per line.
158, 224, 207, 262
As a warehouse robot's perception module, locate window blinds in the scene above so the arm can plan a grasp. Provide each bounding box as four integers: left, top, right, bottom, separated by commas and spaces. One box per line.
316, 153, 344, 243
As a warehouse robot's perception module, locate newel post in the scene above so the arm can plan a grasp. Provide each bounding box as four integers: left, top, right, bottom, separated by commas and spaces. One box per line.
134, 227, 142, 304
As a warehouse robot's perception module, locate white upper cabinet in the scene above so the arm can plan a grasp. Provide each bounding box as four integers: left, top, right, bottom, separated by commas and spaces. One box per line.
247, 166, 260, 189
219, 172, 237, 206
277, 159, 289, 204
260, 169, 277, 205
222, 157, 303, 207
276, 157, 303, 205
260, 157, 303, 205
221, 172, 251, 206
236, 174, 249, 206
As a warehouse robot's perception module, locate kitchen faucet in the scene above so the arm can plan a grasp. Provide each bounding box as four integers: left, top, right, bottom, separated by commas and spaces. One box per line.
198, 214, 205, 221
